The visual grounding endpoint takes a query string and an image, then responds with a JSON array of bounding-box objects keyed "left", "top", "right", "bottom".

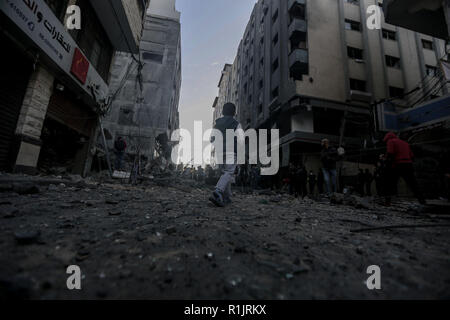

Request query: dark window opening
[
  {"left": 385, "top": 55, "right": 401, "bottom": 68},
  {"left": 347, "top": 46, "right": 364, "bottom": 60},
  {"left": 142, "top": 52, "right": 164, "bottom": 64},
  {"left": 272, "top": 9, "right": 279, "bottom": 24},
  {"left": 389, "top": 86, "right": 404, "bottom": 98},
  {"left": 382, "top": 29, "right": 396, "bottom": 41},
  {"left": 422, "top": 40, "right": 434, "bottom": 50},
  {"left": 271, "top": 87, "right": 279, "bottom": 100},
  {"left": 345, "top": 19, "right": 361, "bottom": 31},
  {"left": 313, "top": 108, "right": 344, "bottom": 136},
  {"left": 272, "top": 58, "right": 279, "bottom": 73},
  {"left": 350, "top": 78, "right": 367, "bottom": 92},
  {"left": 273, "top": 33, "right": 279, "bottom": 46}
]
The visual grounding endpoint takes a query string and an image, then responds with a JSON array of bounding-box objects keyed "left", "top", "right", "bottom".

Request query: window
[
  {"left": 272, "top": 58, "right": 279, "bottom": 73},
  {"left": 345, "top": 0, "right": 359, "bottom": 4},
  {"left": 382, "top": 29, "right": 397, "bottom": 41},
  {"left": 385, "top": 55, "right": 401, "bottom": 68},
  {"left": 259, "top": 80, "right": 264, "bottom": 89},
  {"left": 260, "top": 57, "right": 264, "bottom": 67},
  {"left": 273, "top": 33, "right": 279, "bottom": 46},
  {"left": 347, "top": 46, "right": 364, "bottom": 60},
  {"left": 272, "top": 9, "right": 279, "bottom": 23},
  {"left": 426, "top": 65, "right": 438, "bottom": 77},
  {"left": 422, "top": 40, "right": 434, "bottom": 50},
  {"left": 271, "top": 87, "right": 279, "bottom": 100},
  {"left": 248, "top": 95, "right": 253, "bottom": 103},
  {"left": 389, "top": 86, "right": 404, "bottom": 98},
  {"left": 345, "top": 19, "right": 361, "bottom": 31},
  {"left": 349, "top": 78, "right": 366, "bottom": 92},
  {"left": 142, "top": 52, "right": 164, "bottom": 64},
  {"left": 258, "top": 104, "right": 263, "bottom": 114},
  {"left": 73, "top": 0, "right": 113, "bottom": 82}
]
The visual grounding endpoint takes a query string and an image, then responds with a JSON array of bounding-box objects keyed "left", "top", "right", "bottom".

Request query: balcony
[
  {"left": 288, "top": 0, "right": 306, "bottom": 13},
  {"left": 289, "top": 18, "right": 307, "bottom": 43},
  {"left": 289, "top": 48, "right": 309, "bottom": 80}
]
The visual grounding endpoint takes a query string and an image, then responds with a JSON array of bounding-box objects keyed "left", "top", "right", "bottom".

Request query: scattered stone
[
  {"left": 205, "top": 252, "right": 214, "bottom": 260},
  {"left": 14, "top": 230, "right": 41, "bottom": 245},
  {"left": 109, "top": 210, "right": 122, "bottom": 216},
  {"left": 13, "top": 183, "right": 40, "bottom": 195},
  {"left": 1, "top": 205, "right": 18, "bottom": 218},
  {"left": 166, "top": 226, "right": 177, "bottom": 235},
  {"left": 0, "top": 183, "right": 13, "bottom": 192},
  {"left": 105, "top": 199, "right": 119, "bottom": 205},
  {"left": 48, "top": 184, "right": 58, "bottom": 191}
]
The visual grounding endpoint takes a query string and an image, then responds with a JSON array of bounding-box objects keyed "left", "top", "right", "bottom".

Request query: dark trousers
[{"left": 386, "top": 163, "right": 424, "bottom": 203}]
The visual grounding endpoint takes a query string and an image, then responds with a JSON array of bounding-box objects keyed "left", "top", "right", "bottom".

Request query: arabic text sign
[{"left": 0, "top": 0, "right": 108, "bottom": 100}]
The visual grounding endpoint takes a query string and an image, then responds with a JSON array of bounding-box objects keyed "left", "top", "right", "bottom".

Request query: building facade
[
  {"left": 103, "top": 0, "right": 181, "bottom": 161},
  {"left": 212, "top": 0, "right": 447, "bottom": 179},
  {"left": 0, "top": 0, "right": 147, "bottom": 175}
]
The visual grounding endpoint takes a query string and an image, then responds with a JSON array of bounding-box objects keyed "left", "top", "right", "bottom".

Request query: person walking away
[
  {"left": 383, "top": 132, "right": 426, "bottom": 206},
  {"left": 209, "top": 103, "right": 244, "bottom": 207},
  {"left": 114, "top": 136, "right": 127, "bottom": 171},
  {"left": 320, "top": 139, "right": 339, "bottom": 195},
  {"left": 288, "top": 163, "right": 297, "bottom": 196},
  {"left": 308, "top": 170, "right": 316, "bottom": 196},
  {"left": 296, "top": 164, "right": 308, "bottom": 199},
  {"left": 364, "top": 168, "right": 373, "bottom": 196}
]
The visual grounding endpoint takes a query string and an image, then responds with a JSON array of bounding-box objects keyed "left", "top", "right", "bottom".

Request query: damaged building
[
  {"left": 212, "top": 0, "right": 448, "bottom": 191},
  {"left": 0, "top": 0, "right": 147, "bottom": 176},
  {"left": 102, "top": 0, "right": 181, "bottom": 164}
]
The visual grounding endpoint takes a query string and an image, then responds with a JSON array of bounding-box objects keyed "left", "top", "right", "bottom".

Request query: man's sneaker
[{"left": 209, "top": 190, "right": 225, "bottom": 207}]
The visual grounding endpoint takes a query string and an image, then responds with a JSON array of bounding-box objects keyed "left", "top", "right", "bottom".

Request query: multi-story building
[
  {"left": 212, "top": 0, "right": 447, "bottom": 179},
  {"left": 103, "top": 0, "right": 181, "bottom": 161},
  {"left": 0, "top": 0, "right": 147, "bottom": 175}
]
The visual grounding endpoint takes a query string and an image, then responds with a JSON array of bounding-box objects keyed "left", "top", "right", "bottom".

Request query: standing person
[
  {"left": 308, "top": 170, "right": 316, "bottom": 196},
  {"left": 114, "top": 136, "right": 127, "bottom": 171},
  {"left": 357, "top": 169, "right": 365, "bottom": 197},
  {"left": 317, "top": 169, "right": 324, "bottom": 194},
  {"left": 374, "top": 154, "right": 387, "bottom": 196},
  {"left": 288, "top": 163, "right": 297, "bottom": 195},
  {"left": 320, "top": 139, "right": 339, "bottom": 195},
  {"left": 364, "top": 169, "right": 373, "bottom": 197},
  {"left": 383, "top": 132, "right": 426, "bottom": 206},
  {"left": 209, "top": 103, "right": 244, "bottom": 207},
  {"left": 296, "top": 164, "right": 308, "bottom": 199}
]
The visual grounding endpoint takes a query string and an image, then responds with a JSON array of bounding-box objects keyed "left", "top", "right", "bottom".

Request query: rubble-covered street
[{"left": 0, "top": 173, "right": 449, "bottom": 299}]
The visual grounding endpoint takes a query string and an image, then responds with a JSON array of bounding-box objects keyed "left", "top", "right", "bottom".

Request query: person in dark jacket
[
  {"left": 114, "top": 136, "right": 127, "bottom": 170},
  {"left": 364, "top": 169, "right": 373, "bottom": 197},
  {"left": 357, "top": 169, "right": 365, "bottom": 197},
  {"left": 384, "top": 132, "right": 426, "bottom": 206},
  {"left": 320, "top": 139, "right": 339, "bottom": 195},
  {"left": 209, "top": 103, "right": 244, "bottom": 207},
  {"left": 296, "top": 164, "right": 308, "bottom": 199},
  {"left": 308, "top": 170, "right": 316, "bottom": 196}
]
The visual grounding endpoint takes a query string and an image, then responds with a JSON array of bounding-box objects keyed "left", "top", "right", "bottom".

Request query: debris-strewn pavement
[{"left": 0, "top": 173, "right": 449, "bottom": 299}]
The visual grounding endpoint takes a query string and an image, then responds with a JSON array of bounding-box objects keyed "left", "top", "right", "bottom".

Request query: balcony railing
[
  {"left": 288, "top": 0, "right": 306, "bottom": 12},
  {"left": 289, "top": 48, "right": 309, "bottom": 80},
  {"left": 289, "top": 17, "right": 307, "bottom": 43}
]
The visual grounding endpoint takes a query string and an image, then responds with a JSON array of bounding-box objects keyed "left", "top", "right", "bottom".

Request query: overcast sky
[{"left": 176, "top": 0, "right": 257, "bottom": 154}]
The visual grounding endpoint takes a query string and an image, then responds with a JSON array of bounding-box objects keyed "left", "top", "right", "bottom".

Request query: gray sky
[{"left": 176, "top": 0, "right": 257, "bottom": 139}]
